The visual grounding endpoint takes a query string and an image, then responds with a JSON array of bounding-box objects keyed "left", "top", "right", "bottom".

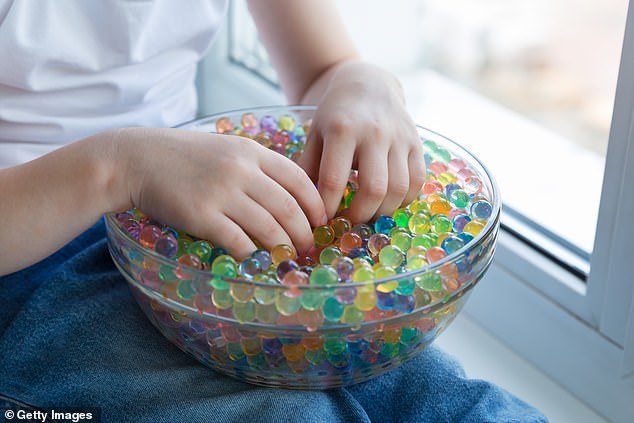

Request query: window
[{"left": 197, "top": 2, "right": 634, "bottom": 421}]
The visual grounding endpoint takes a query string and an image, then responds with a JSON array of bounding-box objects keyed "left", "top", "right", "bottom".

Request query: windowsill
[
  {"left": 399, "top": 69, "right": 605, "bottom": 255},
  {"left": 437, "top": 313, "right": 608, "bottom": 423}
]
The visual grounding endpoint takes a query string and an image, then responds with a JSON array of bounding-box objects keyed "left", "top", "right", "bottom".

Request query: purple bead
[
  {"left": 155, "top": 234, "right": 178, "bottom": 258},
  {"left": 251, "top": 249, "right": 272, "bottom": 270},
  {"left": 348, "top": 247, "right": 369, "bottom": 259},
  {"left": 260, "top": 115, "right": 277, "bottom": 134},
  {"left": 334, "top": 286, "right": 357, "bottom": 304},
  {"left": 261, "top": 337, "right": 283, "bottom": 354},
  {"left": 393, "top": 295, "right": 415, "bottom": 313},
  {"left": 276, "top": 260, "right": 299, "bottom": 280},
  {"left": 444, "top": 182, "right": 462, "bottom": 198},
  {"left": 376, "top": 291, "right": 394, "bottom": 311}
]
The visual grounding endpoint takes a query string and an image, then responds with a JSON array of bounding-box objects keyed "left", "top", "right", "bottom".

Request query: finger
[
  {"left": 317, "top": 135, "right": 356, "bottom": 219},
  {"left": 376, "top": 149, "right": 410, "bottom": 217},
  {"left": 226, "top": 193, "right": 297, "bottom": 253},
  {"left": 245, "top": 177, "right": 315, "bottom": 253},
  {"left": 296, "top": 129, "right": 322, "bottom": 183},
  {"left": 261, "top": 151, "right": 327, "bottom": 227},
  {"left": 344, "top": 145, "right": 389, "bottom": 224},
  {"left": 202, "top": 214, "right": 257, "bottom": 260},
  {"left": 404, "top": 146, "right": 426, "bottom": 205}
]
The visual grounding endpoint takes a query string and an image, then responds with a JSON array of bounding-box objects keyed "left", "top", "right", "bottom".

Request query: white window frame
[{"left": 196, "top": 2, "right": 634, "bottom": 421}]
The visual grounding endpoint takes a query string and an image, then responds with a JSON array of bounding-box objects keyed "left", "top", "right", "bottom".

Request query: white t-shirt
[{"left": 0, "top": 0, "right": 227, "bottom": 169}]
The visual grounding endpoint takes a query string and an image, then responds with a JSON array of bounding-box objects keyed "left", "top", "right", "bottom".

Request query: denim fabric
[{"left": 0, "top": 218, "right": 548, "bottom": 423}]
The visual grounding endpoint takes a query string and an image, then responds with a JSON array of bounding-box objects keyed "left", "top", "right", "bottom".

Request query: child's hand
[
  {"left": 113, "top": 128, "right": 327, "bottom": 258},
  {"left": 297, "top": 62, "right": 425, "bottom": 223}
]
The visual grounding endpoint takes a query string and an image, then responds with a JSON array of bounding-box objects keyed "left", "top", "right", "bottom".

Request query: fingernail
[{"left": 320, "top": 215, "right": 328, "bottom": 226}]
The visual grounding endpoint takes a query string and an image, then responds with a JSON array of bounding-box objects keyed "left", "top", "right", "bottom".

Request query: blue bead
[
  {"left": 251, "top": 249, "right": 272, "bottom": 269},
  {"left": 348, "top": 247, "right": 370, "bottom": 259},
  {"left": 393, "top": 295, "right": 415, "bottom": 313},
  {"left": 374, "top": 215, "right": 396, "bottom": 235},
  {"left": 444, "top": 182, "right": 461, "bottom": 198},
  {"left": 457, "top": 232, "right": 475, "bottom": 244},
  {"left": 441, "top": 236, "right": 465, "bottom": 254},
  {"left": 376, "top": 291, "right": 394, "bottom": 311}
]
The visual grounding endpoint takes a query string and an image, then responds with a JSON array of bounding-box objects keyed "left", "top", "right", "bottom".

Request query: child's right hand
[{"left": 110, "top": 128, "right": 327, "bottom": 258}]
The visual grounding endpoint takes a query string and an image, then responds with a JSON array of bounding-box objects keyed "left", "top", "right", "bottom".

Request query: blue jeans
[{"left": 0, "top": 219, "right": 547, "bottom": 422}]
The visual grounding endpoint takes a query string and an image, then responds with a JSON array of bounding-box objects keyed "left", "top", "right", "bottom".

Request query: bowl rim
[{"left": 105, "top": 104, "right": 501, "bottom": 291}]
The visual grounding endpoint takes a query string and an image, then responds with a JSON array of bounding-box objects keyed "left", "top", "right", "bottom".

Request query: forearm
[{"left": 0, "top": 132, "right": 129, "bottom": 276}]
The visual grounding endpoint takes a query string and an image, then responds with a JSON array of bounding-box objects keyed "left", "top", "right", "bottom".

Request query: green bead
[
  {"left": 300, "top": 290, "right": 325, "bottom": 310},
  {"left": 319, "top": 246, "right": 342, "bottom": 265},
  {"left": 400, "top": 327, "right": 418, "bottom": 344},
  {"left": 392, "top": 208, "right": 412, "bottom": 227},
  {"left": 233, "top": 301, "right": 256, "bottom": 323},
  {"left": 352, "top": 266, "right": 375, "bottom": 282},
  {"left": 310, "top": 265, "right": 339, "bottom": 285},
  {"left": 212, "top": 288, "right": 233, "bottom": 309},
  {"left": 416, "top": 272, "right": 443, "bottom": 291},
  {"left": 188, "top": 240, "right": 212, "bottom": 263},
  {"left": 449, "top": 189, "right": 470, "bottom": 208},
  {"left": 422, "top": 139, "right": 438, "bottom": 152},
  {"left": 305, "top": 349, "right": 326, "bottom": 365},
  {"left": 408, "top": 213, "right": 431, "bottom": 235},
  {"left": 406, "top": 254, "right": 428, "bottom": 271},
  {"left": 159, "top": 264, "right": 177, "bottom": 281},
  {"left": 341, "top": 305, "right": 365, "bottom": 325},
  {"left": 433, "top": 147, "right": 451, "bottom": 163},
  {"left": 391, "top": 232, "right": 412, "bottom": 251},
  {"left": 379, "top": 245, "right": 404, "bottom": 268},
  {"left": 227, "top": 342, "right": 245, "bottom": 361},
  {"left": 278, "top": 114, "right": 296, "bottom": 131},
  {"left": 176, "top": 279, "right": 195, "bottom": 300},
  {"left": 430, "top": 215, "right": 452, "bottom": 234},
  {"left": 322, "top": 297, "right": 345, "bottom": 322},
  {"left": 275, "top": 293, "right": 301, "bottom": 316},
  {"left": 411, "top": 234, "right": 435, "bottom": 249},
  {"left": 395, "top": 278, "right": 416, "bottom": 295}
]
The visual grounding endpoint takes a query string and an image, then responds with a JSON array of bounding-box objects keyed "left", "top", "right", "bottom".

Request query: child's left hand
[{"left": 297, "top": 61, "right": 426, "bottom": 224}]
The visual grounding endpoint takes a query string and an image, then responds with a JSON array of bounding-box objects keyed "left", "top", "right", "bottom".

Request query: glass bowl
[{"left": 105, "top": 105, "right": 500, "bottom": 389}]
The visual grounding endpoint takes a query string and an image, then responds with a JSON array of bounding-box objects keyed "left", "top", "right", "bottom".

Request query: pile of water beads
[{"left": 109, "top": 110, "right": 497, "bottom": 388}]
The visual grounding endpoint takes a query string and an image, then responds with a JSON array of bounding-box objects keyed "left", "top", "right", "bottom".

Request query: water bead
[
  {"left": 155, "top": 234, "right": 178, "bottom": 258},
  {"left": 406, "top": 246, "right": 427, "bottom": 261},
  {"left": 178, "top": 254, "right": 202, "bottom": 270},
  {"left": 470, "top": 200, "right": 493, "bottom": 220},
  {"left": 313, "top": 225, "right": 335, "bottom": 246},
  {"left": 425, "top": 247, "right": 447, "bottom": 263},
  {"left": 352, "top": 266, "right": 375, "bottom": 282},
  {"left": 422, "top": 139, "right": 438, "bottom": 152},
  {"left": 239, "top": 257, "right": 262, "bottom": 278},
  {"left": 437, "top": 172, "right": 457, "bottom": 186},
  {"left": 428, "top": 162, "right": 448, "bottom": 176},
  {"left": 449, "top": 189, "right": 470, "bottom": 208},
  {"left": 277, "top": 114, "right": 295, "bottom": 131},
  {"left": 451, "top": 214, "right": 471, "bottom": 233},
  {"left": 448, "top": 158, "right": 466, "bottom": 172},
  {"left": 271, "top": 244, "right": 296, "bottom": 266},
  {"left": 367, "top": 233, "right": 390, "bottom": 256},
  {"left": 282, "top": 269, "right": 309, "bottom": 287},
  {"left": 464, "top": 176, "right": 483, "bottom": 195},
  {"left": 209, "top": 246, "right": 229, "bottom": 264},
  {"left": 276, "top": 260, "right": 299, "bottom": 280},
  {"left": 351, "top": 224, "right": 373, "bottom": 241},
  {"left": 352, "top": 256, "right": 374, "bottom": 268},
  {"left": 391, "top": 231, "right": 412, "bottom": 251},
  {"left": 339, "top": 232, "right": 362, "bottom": 254},
  {"left": 463, "top": 220, "right": 486, "bottom": 236},
  {"left": 354, "top": 289, "right": 376, "bottom": 311},
  {"left": 378, "top": 245, "right": 405, "bottom": 268},
  {"left": 457, "top": 232, "right": 475, "bottom": 244},
  {"left": 394, "top": 295, "right": 415, "bottom": 313},
  {"left": 392, "top": 208, "right": 412, "bottom": 227},
  {"left": 341, "top": 305, "right": 365, "bottom": 325},
  {"left": 139, "top": 224, "right": 161, "bottom": 249},
  {"left": 376, "top": 291, "right": 395, "bottom": 310},
  {"left": 215, "top": 117, "right": 234, "bottom": 134},
  {"left": 441, "top": 236, "right": 465, "bottom": 254},
  {"left": 430, "top": 215, "right": 452, "bottom": 234},
  {"left": 408, "top": 213, "right": 431, "bottom": 235},
  {"left": 309, "top": 265, "right": 339, "bottom": 285},
  {"left": 312, "top": 297, "right": 341, "bottom": 323},
  {"left": 260, "top": 115, "right": 277, "bottom": 134},
  {"left": 331, "top": 256, "right": 355, "bottom": 281},
  {"left": 188, "top": 240, "right": 212, "bottom": 263},
  {"left": 433, "top": 147, "right": 451, "bottom": 163},
  {"left": 373, "top": 215, "right": 395, "bottom": 235},
  {"left": 240, "top": 112, "right": 258, "bottom": 131},
  {"left": 422, "top": 181, "right": 442, "bottom": 195},
  {"left": 271, "top": 130, "right": 291, "bottom": 147},
  {"left": 348, "top": 247, "right": 370, "bottom": 260},
  {"left": 275, "top": 294, "right": 301, "bottom": 316},
  {"left": 406, "top": 255, "right": 428, "bottom": 271},
  {"left": 251, "top": 249, "right": 272, "bottom": 270},
  {"left": 330, "top": 217, "right": 352, "bottom": 238},
  {"left": 429, "top": 198, "right": 451, "bottom": 216},
  {"left": 411, "top": 234, "right": 435, "bottom": 250},
  {"left": 394, "top": 278, "right": 416, "bottom": 296},
  {"left": 319, "top": 246, "right": 342, "bottom": 265},
  {"left": 444, "top": 182, "right": 461, "bottom": 198},
  {"left": 409, "top": 200, "right": 429, "bottom": 214}
]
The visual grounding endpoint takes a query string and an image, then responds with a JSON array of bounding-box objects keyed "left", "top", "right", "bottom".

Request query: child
[{"left": 0, "top": 1, "right": 546, "bottom": 421}]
